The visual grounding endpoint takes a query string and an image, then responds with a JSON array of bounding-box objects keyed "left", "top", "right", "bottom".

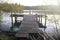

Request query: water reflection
[
  {"left": 0, "top": 12, "right": 60, "bottom": 37},
  {"left": 0, "top": 12, "right": 11, "bottom": 31},
  {"left": 0, "top": 12, "right": 24, "bottom": 31}
]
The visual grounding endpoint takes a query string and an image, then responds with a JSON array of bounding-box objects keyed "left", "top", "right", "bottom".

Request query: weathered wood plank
[{"left": 16, "top": 15, "right": 40, "bottom": 37}]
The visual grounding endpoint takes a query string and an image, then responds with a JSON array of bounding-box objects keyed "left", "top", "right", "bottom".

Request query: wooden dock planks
[{"left": 16, "top": 15, "right": 40, "bottom": 37}]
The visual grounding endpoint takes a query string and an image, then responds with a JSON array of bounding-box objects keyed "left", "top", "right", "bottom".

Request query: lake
[{"left": 0, "top": 12, "right": 60, "bottom": 38}]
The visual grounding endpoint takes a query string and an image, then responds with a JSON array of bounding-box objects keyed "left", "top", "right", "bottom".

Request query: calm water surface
[{"left": 0, "top": 12, "right": 60, "bottom": 37}]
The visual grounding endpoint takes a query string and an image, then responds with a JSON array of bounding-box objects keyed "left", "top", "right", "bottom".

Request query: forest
[{"left": 0, "top": 2, "right": 24, "bottom": 22}]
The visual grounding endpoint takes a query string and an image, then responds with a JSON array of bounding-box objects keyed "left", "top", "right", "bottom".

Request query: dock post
[
  {"left": 41, "top": 13, "right": 42, "bottom": 23},
  {"left": 39, "top": 13, "right": 40, "bottom": 23},
  {"left": 44, "top": 13, "right": 47, "bottom": 31},
  {"left": 11, "top": 12, "right": 13, "bottom": 30},
  {"left": 36, "top": 14, "right": 38, "bottom": 21}
]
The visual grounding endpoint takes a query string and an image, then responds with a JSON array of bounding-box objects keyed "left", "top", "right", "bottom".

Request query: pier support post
[{"left": 44, "top": 13, "right": 47, "bottom": 31}]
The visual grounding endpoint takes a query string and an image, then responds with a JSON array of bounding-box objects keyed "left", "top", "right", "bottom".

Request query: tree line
[
  {"left": 0, "top": 2, "right": 24, "bottom": 13},
  {"left": 0, "top": 2, "right": 24, "bottom": 23}
]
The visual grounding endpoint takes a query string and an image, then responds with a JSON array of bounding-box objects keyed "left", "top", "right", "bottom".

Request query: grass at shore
[{"left": 0, "top": 36, "right": 14, "bottom": 40}]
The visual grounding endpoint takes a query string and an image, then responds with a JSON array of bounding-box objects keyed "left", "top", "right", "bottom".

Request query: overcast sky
[{"left": 1, "top": 0, "right": 58, "bottom": 6}]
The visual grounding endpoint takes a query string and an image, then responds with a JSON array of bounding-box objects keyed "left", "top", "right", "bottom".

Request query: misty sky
[{"left": 0, "top": 0, "right": 58, "bottom": 6}]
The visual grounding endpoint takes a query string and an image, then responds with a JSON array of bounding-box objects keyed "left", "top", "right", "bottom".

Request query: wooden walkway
[{"left": 16, "top": 15, "right": 40, "bottom": 37}]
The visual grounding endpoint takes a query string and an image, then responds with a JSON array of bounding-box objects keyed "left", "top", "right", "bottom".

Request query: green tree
[
  {"left": 0, "top": 2, "right": 24, "bottom": 30},
  {"left": 0, "top": 3, "right": 3, "bottom": 23}
]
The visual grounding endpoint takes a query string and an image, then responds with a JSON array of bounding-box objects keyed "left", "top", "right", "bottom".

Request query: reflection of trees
[
  {"left": 47, "top": 15, "right": 60, "bottom": 40},
  {"left": 0, "top": 2, "right": 24, "bottom": 30},
  {"left": 0, "top": 3, "right": 3, "bottom": 23},
  {"left": 0, "top": 11, "right": 2, "bottom": 23}
]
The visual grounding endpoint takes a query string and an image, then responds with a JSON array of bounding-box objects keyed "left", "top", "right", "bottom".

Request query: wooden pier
[
  {"left": 16, "top": 15, "right": 40, "bottom": 37},
  {"left": 10, "top": 14, "right": 50, "bottom": 40}
]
